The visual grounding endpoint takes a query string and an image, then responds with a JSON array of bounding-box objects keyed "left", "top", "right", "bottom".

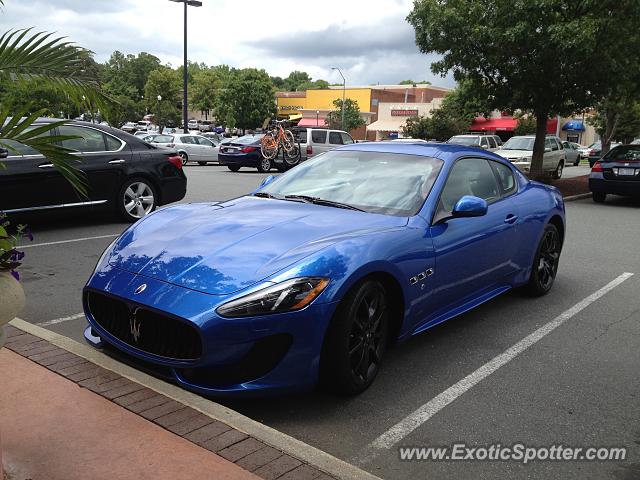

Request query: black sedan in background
[
  {"left": 0, "top": 119, "right": 187, "bottom": 222},
  {"left": 589, "top": 144, "right": 640, "bottom": 202},
  {"left": 218, "top": 134, "right": 274, "bottom": 172}
]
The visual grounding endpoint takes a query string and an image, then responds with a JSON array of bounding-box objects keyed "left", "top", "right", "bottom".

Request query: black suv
[{"left": 0, "top": 119, "right": 187, "bottom": 222}]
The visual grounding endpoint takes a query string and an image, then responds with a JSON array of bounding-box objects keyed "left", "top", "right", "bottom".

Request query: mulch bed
[{"left": 550, "top": 174, "right": 590, "bottom": 197}]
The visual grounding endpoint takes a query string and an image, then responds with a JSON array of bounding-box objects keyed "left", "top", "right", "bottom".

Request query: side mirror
[
  {"left": 480, "top": 144, "right": 489, "bottom": 149},
  {"left": 0, "top": 148, "right": 8, "bottom": 159},
  {"left": 452, "top": 195, "right": 488, "bottom": 218},
  {"left": 259, "top": 175, "right": 275, "bottom": 188}
]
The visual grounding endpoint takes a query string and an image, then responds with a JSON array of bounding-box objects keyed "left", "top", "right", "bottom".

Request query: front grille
[{"left": 86, "top": 290, "right": 202, "bottom": 361}]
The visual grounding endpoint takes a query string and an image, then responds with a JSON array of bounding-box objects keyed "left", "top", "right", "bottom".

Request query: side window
[
  {"left": 329, "top": 132, "right": 343, "bottom": 145},
  {"left": 196, "top": 137, "right": 213, "bottom": 147},
  {"left": 104, "top": 134, "right": 122, "bottom": 151},
  {"left": 440, "top": 158, "right": 500, "bottom": 212},
  {"left": 340, "top": 132, "right": 354, "bottom": 145},
  {"left": 490, "top": 161, "right": 517, "bottom": 196},
  {"left": 311, "top": 130, "right": 327, "bottom": 143},
  {"left": 480, "top": 137, "right": 489, "bottom": 148},
  {"left": 487, "top": 137, "right": 497, "bottom": 149},
  {"left": 544, "top": 138, "right": 553, "bottom": 151},
  {"left": 58, "top": 125, "right": 107, "bottom": 153},
  {"left": 493, "top": 136, "right": 503, "bottom": 146},
  {"left": 180, "top": 136, "right": 196, "bottom": 144},
  {"left": 3, "top": 125, "right": 48, "bottom": 155}
]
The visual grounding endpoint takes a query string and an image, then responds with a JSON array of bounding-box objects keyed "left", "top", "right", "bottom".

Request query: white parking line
[
  {"left": 37, "top": 313, "right": 86, "bottom": 327},
  {"left": 359, "top": 272, "right": 634, "bottom": 463},
  {"left": 20, "top": 234, "right": 119, "bottom": 249}
]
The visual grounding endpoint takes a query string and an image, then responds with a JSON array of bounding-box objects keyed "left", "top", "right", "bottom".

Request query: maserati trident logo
[
  {"left": 134, "top": 283, "right": 147, "bottom": 295},
  {"left": 129, "top": 308, "right": 143, "bottom": 343}
]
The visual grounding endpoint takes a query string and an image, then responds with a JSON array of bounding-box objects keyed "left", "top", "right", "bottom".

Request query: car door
[
  {"left": 428, "top": 157, "right": 519, "bottom": 314},
  {"left": 56, "top": 125, "right": 129, "bottom": 204},
  {"left": 195, "top": 136, "right": 218, "bottom": 161},
  {"left": 179, "top": 135, "right": 200, "bottom": 160},
  {"left": 328, "top": 131, "right": 344, "bottom": 151},
  {"left": 0, "top": 130, "right": 70, "bottom": 211},
  {"left": 310, "top": 129, "right": 328, "bottom": 155}
]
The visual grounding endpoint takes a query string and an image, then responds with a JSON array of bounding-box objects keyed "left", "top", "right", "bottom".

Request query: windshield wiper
[
  {"left": 254, "top": 192, "right": 281, "bottom": 199},
  {"left": 284, "top": 195, "right": 365, "bottom": 212}
]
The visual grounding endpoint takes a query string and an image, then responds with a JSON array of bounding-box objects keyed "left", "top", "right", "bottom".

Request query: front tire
[
  {"left": 321, "top": 279, "right": 389, "bottom": 395},
  {"left": 592, "top": 191, "right": 606, "bottom": 203},
  {"left": 525, "top": 224, "right": 561, "bottom": 296},
  {"left": 116, "top": 177, "right": 157, "bottom": 222}
]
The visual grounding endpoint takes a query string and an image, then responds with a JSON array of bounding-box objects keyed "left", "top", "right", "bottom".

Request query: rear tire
[
  {"left": 592, "top": 191, "right": 606, "bottom": 203},
  {"left": 227, "top": 165, "right": 240, "bottom": 172},
  {"left": 552, "top": 161, "right": 564, "bottom": 179},
  {"left": 257, "top": 157, "right": 272, "bottom": 173},
  {"left": 115, "top": 177, "right": 157, "bottom": 223},
  {"left": 525, "top": 224, "right": 561, "bottom": 297},
  {"left": 321, "top": 279, "right": 389, "bottom": 395},
  {"left": 179, "top": 152, "right": 188, "bottom": 166}
]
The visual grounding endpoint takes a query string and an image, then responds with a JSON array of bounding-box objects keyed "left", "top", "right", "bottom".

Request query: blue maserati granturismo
[{"left": 83, "top": 142, "right": 565, "bottom": 396}]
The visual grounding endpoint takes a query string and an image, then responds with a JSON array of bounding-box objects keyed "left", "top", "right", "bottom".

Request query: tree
[
  {"left": 407, "top": 0, "right": 640, "bottom": 179},
  {"left": 144, "top": 67, "right": 180, "bottom": 130},
  {"left": 283, "top": 71, "right": 312, "bottom": 91},
  {"left": 398, "top": 79, "right": 431, "bottom": 85},
  {"left": 190, "top": 70, "right": 219, "bottom": 119},
  {"left": 589, "top": 100, "right": 640, "bottom": 145},
  {"left": 326, "top": 98, "right": 365, "bottom": 132},
  {"left": 402, "top": 116, "right": 431, "bottom": 139},
  {"left": 514, "top": 114, "right": 537, "bottom": 136},
  {"left": 215, "top": 68, "right": 275, "bottom": 131}
]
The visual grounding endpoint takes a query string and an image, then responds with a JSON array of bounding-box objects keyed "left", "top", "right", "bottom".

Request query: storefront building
[{"left": 366, "top": 99, "right": 444, "bottom": 140}]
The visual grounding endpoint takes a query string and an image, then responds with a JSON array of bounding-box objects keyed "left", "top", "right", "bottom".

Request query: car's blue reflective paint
[
  {"left": 452, "top": 195, "right": 489, "bottom": 217},
  {"left": 83, "top": 142, "right": 565, "bottom": 396}
]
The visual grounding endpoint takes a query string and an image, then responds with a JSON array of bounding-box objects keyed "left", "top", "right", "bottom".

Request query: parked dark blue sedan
[
  {"left": 83, "top": 142, "right": 565, "bottom": 397},
  {"left": 589, "top": 144, "right": 640, "bottom": 202},
  {"left": 218, "top": 134, "right": 272, "bottom": 172}
]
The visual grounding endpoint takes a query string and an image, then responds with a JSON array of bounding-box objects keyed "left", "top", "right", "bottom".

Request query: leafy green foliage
[
  {"left": 326, "top": 98, "right": 365, "bottom": 132},
  {"left": 408, "top": 0, "right": 640, "bottom": 178},
  {"left": 402, "top": 116, "right": 431, "bottom": 139},
  {"left": 215, "top": 68, "right": 276, "bottom": 130},
  {"left": 398, "top": 79, "right": 431, "bottom": 85},
  {"left": 144, "top": 67, "right": 181, "bottom": 129},
  {"left": 588, "top": 100, "right": 640, "bottom": 145},
  {"left": 514, "top": 115, "right": 537, "bottom": 136},
  {"left": 0, "top": 212, "right": 33, "bottom": 280}
]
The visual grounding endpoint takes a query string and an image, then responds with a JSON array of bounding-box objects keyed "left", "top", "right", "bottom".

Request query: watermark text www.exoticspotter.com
[{"left": 399, "top": 443, "right": 627, "bottom": 464}]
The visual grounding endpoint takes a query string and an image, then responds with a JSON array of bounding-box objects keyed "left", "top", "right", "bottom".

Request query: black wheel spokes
[
  {"left": 349, "top": 290, "right": 386, "bottom": 383},
  {"left": 538, "top": 230, "right": 559, "bottom": 289}
]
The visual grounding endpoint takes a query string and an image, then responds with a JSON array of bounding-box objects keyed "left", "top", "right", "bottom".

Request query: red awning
[
  {"left": 298, "top": 118, "right": 326, "bottom": 127},
  {"left": 470, "top": 116, "right": 559, "bottom": 134}
]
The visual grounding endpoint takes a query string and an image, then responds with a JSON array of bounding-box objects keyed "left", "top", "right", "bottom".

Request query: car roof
[{"left": 338, "top": 141, "right": 511, "bottom": 163}]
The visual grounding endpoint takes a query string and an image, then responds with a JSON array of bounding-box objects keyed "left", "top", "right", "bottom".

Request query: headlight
[{"left": 216, "top": 277, "right": 329, "bottom": 318}]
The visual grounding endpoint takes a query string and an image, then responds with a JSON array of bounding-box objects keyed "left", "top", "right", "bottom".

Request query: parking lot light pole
[
  {"left": 157, "top": 95, "right": 162, "bottom": 132},
  {"left": 331, "top": 67, "right": 346, "bottom": 131},
  {"left": 169, "top": 0, "right": 202, "bottom": 133}
]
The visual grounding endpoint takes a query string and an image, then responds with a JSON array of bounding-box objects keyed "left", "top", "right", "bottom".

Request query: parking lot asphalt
[{"left": 11, "top": 164, "right": 640, "bottom": 480}]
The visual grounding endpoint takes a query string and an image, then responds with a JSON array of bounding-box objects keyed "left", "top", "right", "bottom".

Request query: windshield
[
  {"left": 502, "top": 137, "right": 535, "bottom": 151},
  {"left": 448, "top": 136, "right": 479, "bottom": 146},
  {"left": 259, "top": 150, "right": 443, "bottom": 216}
]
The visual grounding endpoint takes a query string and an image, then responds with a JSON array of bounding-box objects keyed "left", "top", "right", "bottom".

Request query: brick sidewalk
[{"left": 1, "top": 325, "right": 335, "bottom": 480}]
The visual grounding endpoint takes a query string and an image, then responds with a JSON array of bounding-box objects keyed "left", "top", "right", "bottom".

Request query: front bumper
[{"left": 83, "top": 268, "right": 338, "bottom": 397}]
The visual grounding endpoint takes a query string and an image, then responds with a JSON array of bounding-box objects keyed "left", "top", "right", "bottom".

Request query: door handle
[
  {"left": 38, "top": 163, "right": 55, "bottom": 168},
  {"left": 108, "top": 159, "right": 126, "bottom": 164},
  {"left": 504, "top": 214, "right": 518, "bottom": 224}
]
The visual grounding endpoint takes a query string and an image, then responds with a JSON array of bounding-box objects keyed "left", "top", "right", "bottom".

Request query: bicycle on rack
[{"left": 260, "top": 120, "right": 301, "bottom": 166}]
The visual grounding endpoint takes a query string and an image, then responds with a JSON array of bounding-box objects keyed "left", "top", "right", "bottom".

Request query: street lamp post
[
  {"left": 169, "top": 0, "right": 203, "bottom": 133},
  {"left": 316, "top": 110, "right": 320, "bottom": 127},
  {"left": 331, "top": 67, "right": 346, "bottom": 131},
  {"left": 157, "top": 95, "right": 162, "bottom": 133}
]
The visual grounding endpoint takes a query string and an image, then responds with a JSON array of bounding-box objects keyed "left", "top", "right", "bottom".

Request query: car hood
[
  {"left": 497, "top": 150, "right": 533, "bottom": 160},
  {"left": 107, "top": 197, "right": 407, "bottom": 295}
]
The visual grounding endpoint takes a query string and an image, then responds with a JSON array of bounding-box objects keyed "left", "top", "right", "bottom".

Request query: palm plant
[{"left": 0, "top": 1, "right": 112, "bottom": 195}]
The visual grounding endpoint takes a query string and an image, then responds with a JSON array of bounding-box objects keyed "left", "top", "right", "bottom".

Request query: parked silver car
[
  {"left": 447, "top": 134, "right": 503, "bottom": 152},
  {"left": 497, "top": 135, "right": 566, "bottom": 179},
  {"left": 562, "top": 141, "right": 581, "bottom": 166},
  {"left": 143, "top": 133, "right": 220, "bottom": 165},
  {"left": 294, "top": 128, "right": 355, "bottom": 158}
]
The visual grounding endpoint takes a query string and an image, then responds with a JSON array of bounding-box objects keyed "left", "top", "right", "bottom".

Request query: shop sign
[{"left": 391, "top": 109, "right": 419, "bottom": 116}]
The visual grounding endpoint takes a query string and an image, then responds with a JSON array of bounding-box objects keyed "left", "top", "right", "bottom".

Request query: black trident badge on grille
[{"left": 129, "top": 307, "right": 143, "bottom": 343}]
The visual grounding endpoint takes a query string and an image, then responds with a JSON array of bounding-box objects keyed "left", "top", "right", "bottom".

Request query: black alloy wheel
[
  {"left": 321, "top": 279, "right": 389, "bottom": 395},
  {"left": 526, "top": 224, "right": 561, "bottom": 296}
]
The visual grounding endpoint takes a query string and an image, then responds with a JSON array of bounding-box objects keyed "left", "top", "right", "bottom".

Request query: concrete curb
[
  {"left": 9, "top": 318, "right": 382, "bottom": 480},
  {"left": 563, "top": 193, "right": 592, "bottom": 202}
]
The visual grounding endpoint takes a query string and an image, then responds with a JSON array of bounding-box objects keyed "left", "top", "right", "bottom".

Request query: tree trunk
[
  {"left": 529, "top": 112, "right": 548, "bottom": 181},
  {"left": 601, "top": 108, "right": 619, "bottom": 157}
]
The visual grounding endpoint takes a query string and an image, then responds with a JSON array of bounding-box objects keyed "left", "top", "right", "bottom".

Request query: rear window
[
  {"left": 233, "top": 135, "right": 264, "bottom": 145},
  {"left": 295, "top": 130, "right": 307, "bottom": 143},
  {"left": 329, "top": 132, "right": 343, "bottom": 145},
  {"left": 448, "top": 136, "right": 479, "bottom": 146},
  {"left": 602, "top": 145, "right": 640, "bottom": 162}
]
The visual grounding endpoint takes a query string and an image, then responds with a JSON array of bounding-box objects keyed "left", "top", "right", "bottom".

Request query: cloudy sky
[{"left": 1, "top": 0, "right": 454, "bottom": 88}]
